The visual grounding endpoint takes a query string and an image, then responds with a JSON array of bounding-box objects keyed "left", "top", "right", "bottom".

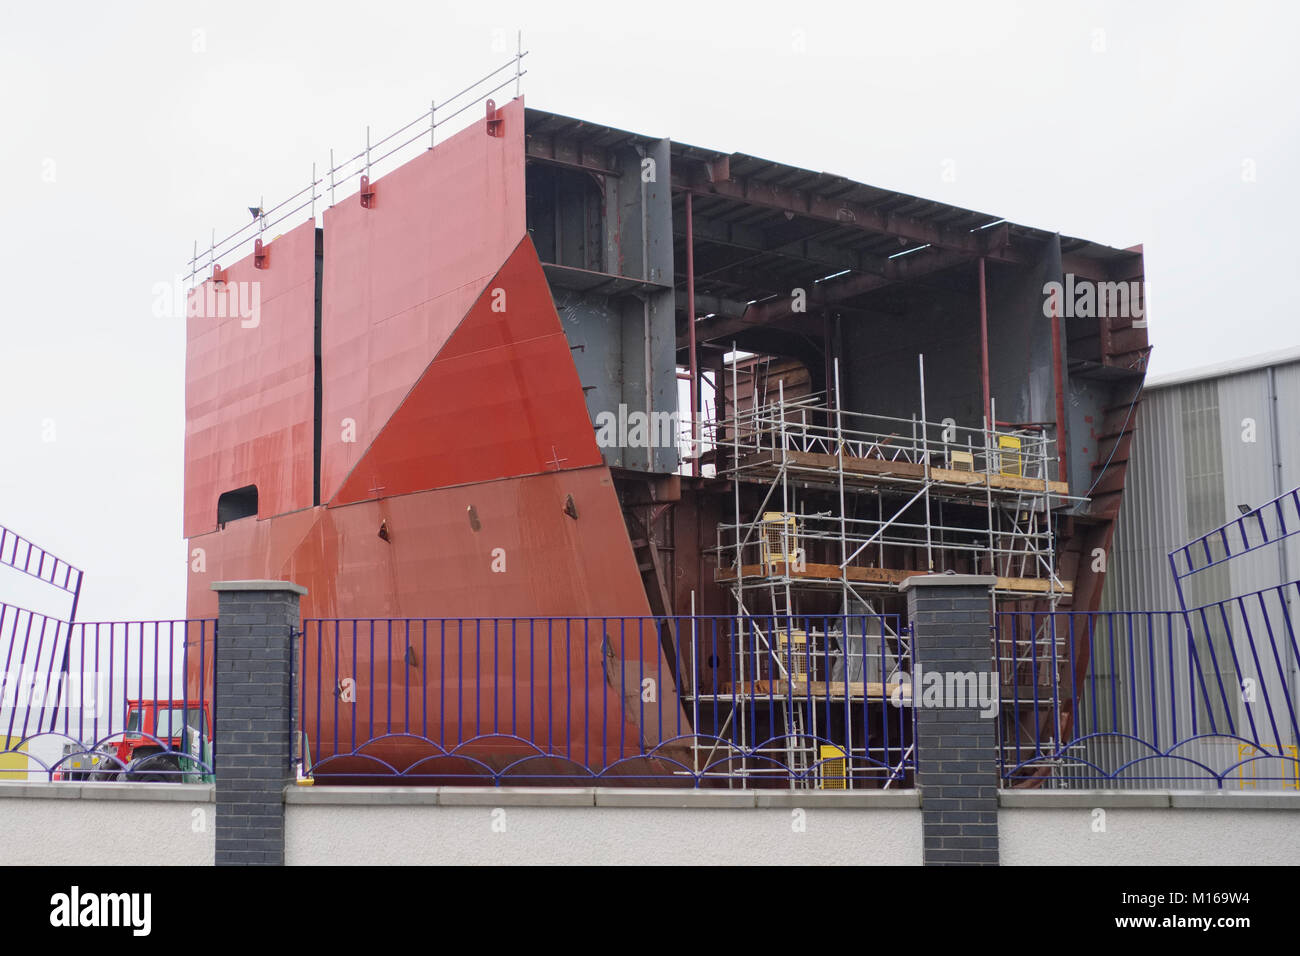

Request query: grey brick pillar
[
  {"left": 211, "top": 580, "right": 306, "bottom": 866},
  {"left": 900, "top": 574, "right": 999, "bottom": 866}
]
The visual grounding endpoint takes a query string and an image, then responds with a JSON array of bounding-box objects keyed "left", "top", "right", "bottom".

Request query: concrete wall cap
[
  {"left": 285, "top": 785, "right": 441, "bottom": 806},
  {"left": 1169, "top": 791, "right": 1300, "bottom": 810},
  {"left": 999, "top": 790, "right": 1170, "bottom": 808},
  {"left": 900, "top": 574, "right": 997, "bottom": 592},
  {"left": 279, "top": 787, "right": 923, "bottom": 808},
  {"left": 594, "top": 789, "right": 758, "bottom": 808},
  {"left": 211, "top": 580, "right": 308, "bottom": 596},
  {"left": 1000, "top": 789, "right": 1300, "bottom": 809},
  {"left": 755, "top": 790, "right": 920, "bottom": 808},
  {"left": 0, "top": 781, "right": 215, "bottom": 802},
  {"left": 438, "top": 787, "right": 595, "bottom": 807}
]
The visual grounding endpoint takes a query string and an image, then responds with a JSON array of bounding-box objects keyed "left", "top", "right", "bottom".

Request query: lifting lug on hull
[{"left": 486, "top": 98, "right": 504, "bottom": 137}]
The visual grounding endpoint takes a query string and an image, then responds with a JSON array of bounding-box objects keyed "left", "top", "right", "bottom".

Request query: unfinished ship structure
[{"left": 184, "top": 63, "right": 1149, "bottom": 787}]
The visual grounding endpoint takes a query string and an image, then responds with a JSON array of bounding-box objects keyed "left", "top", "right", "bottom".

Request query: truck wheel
[{"left": 130, "top": 754, "right": 181, "bottom": 783}]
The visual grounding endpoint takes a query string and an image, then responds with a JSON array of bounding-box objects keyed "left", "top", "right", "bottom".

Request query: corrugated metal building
[
  {"left": 1091, "top": 347, "right": 1300, "bottom": 788},
  {"left": 1103, "top": 346, "right": 1300, "bottom": 612}
]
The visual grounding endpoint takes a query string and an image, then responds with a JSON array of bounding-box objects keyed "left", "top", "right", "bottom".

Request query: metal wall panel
[
  {"left": 990, "top": 239, "right": 1059, "bottom": 431},
  {"left": 1095, "top": 382, "right": 1209, "bottom": 786},
  {"left": 1097, "top": 358, "right": 1300, "bottom": 786},
  {"left": 329, "top": 239, "right": 602, "bottom": 505},
  {"left": 1269, "top": 363, "right": 1300, "bottom": 727},
  {"left": 1104, "top": 359, "right": 1300, "bottom": 609},
  {"left": 185, "top": 468, "right": 674, "bottom": 771},
  {"left": 615, "top": 138, "right": 677, "bottom": 474},
  {"left": 1215, "top": 370, "right": 1277, "bottom": 597},
  {"left": 319, "top": 98, "right": 527, "bottom": 503},
  {"left": 1272, "top": 361, "right": 1300, "bottom": 621},
  {"left": 1215, "top": 368, "right": 1299, "bottom": 752},
  {"left": 840, "top": 293, "right": 983, "bottom": 429},
  {"left": 1102, "top": 385, "right": 1186, "bottom": 612},
  {"left": 183, "top": 218, "right": 318, "bottom": 538}
]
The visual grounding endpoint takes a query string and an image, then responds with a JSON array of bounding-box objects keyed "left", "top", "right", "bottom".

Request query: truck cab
[{"left": 100, "top": 699, "right": 214, "bottom": 782}]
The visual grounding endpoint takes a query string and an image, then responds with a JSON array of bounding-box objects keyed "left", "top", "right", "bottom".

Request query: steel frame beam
[
  {"left": 673, "top": 174, "right": 1015, "bottom": 263},
  {"left": 687, "top": 245, "right": 974, "bottom": 345},
  {"left": 529, "top": 129, "right": 1134, "bottom": 282},
  {"left": 675, "top": 212, "right": 893, "bottom": 278},
  {"left": 524, "top": 135, "right": 620, "bottom": 178}
]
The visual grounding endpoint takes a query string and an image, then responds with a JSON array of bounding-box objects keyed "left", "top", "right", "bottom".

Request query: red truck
[{"left": 93, "top": 699, "right": 214, "bottom": 782}]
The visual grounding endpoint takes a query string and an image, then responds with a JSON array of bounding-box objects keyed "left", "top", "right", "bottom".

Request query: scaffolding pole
[
  {"left": 731, "top": 344, "right": 745, "bottom": 787},
  {"left": 919, "top": 353, "right": 934, "bottom": 572}
]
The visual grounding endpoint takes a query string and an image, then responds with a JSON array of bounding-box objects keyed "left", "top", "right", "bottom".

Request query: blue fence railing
[
  {"left": 3, "top": 595, "right": 1291, "bottom": 791},
  {"left": 0, "top": 603, "right": 216, "bottom": 782},
  {"left": 1168, "top": 487, "right": 1300, "bottom": 582},
  {"left": 0, "top": 523, "right": 83, "bottom": 621},
  {"left": 995, "top": 599, "right": 1300, "bottom": 789},
  {"left": 299, "top": 614, "right": 913, "bottom": 789}
]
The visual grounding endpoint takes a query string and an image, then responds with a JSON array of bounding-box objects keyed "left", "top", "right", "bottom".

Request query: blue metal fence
[
  {"left": 997, "top": 485, "right": 1300, "bottom": 789},
  {"left": 1168, "top": 488, "right": 1300, "bottom": 584},
  {"left": 996, "top": 596, "right": 1299, "bottom": 789},
  {"left": 0, "top": 524, "right": 83, "bottom": 622},
  {"left": 0, "top": 602, "right": 216, "bottom": 782},
  {"left": 299, "top": 613, "right": 913, "bottom": 788}
]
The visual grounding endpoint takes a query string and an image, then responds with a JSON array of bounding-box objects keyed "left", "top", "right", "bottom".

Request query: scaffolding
[
  {"left": 716, "top": 356, "right": 1077, "bottom": 601},
  {"left": 682, "top": 609, "right": 914, "bottom": 790},
  {"left": 679, "top": 352, "right": 1086, "bottom": 789}
]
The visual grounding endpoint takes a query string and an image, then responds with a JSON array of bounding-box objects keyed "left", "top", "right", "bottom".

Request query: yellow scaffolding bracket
[{"left": 818, "top": 744, "right": 847, "bottom": 790}]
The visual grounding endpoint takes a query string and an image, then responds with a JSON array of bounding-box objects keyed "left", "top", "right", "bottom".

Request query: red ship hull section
[
  {"left": 184, "top": 218, "right": 318, "bottom": 538},
  {"left": 185, "top": 109, "right": 685, "bottom": 776},
  {"left": 188, "top": 469, "right": 683, "bottom": 777},
  {"left": 331, "top": 237, "right": 603, "bottom": 505},
  {"left": 319, "top": 98, "right": 527, "bottom": 504}
]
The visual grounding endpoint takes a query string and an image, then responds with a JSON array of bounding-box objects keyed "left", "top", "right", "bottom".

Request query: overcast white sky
[{"left": 1, "top": 0, "right": 1297, "bottom": 621}]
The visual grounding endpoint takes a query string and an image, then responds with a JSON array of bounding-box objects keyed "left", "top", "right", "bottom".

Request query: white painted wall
[
  {"left": 0, "top": 783, "right": 214, "bottom": 866},
  {"left": 4, "top": 784, "right": 1297, "bottom": 866},
  {"left": 1001, "top": 807, "right": 1300, "bottom": 866},
  {"left": 286, "top": 803, "right": 922, "bottom": 866}
]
